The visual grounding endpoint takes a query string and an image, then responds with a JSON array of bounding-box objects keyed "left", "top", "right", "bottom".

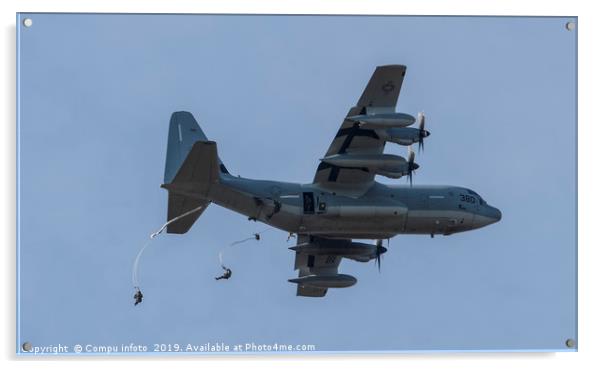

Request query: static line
[
  {"left": 150, "top": 205, "right": 206, "bottom": 239},
  {"left": 132, "top": 205, "right": 206, "bottom": 289},
  {"left": 217, "top": 228, "right": 271, "bottom": 268},
  {"left": 132, "top": 240, "right": 152, "bottom": 287}
]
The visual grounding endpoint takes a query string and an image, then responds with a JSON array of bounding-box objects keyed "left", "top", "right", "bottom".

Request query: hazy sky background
[{"left": 17, "top": 14, "right": 576, "bottom": 353}]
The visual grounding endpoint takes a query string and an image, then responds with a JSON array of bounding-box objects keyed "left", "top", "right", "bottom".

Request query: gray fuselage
[{"left": 205, "top": 174, "right": 502, "bottom": 240}]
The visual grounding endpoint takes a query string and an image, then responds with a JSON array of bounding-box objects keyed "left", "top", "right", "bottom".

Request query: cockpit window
[{"left": 467, "top": 189, "right": 486, "bottom": 205}]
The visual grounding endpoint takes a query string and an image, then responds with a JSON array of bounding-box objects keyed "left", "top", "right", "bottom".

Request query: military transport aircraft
[{"left": 161, "top": 65, "right": 502, "bottom": 297}]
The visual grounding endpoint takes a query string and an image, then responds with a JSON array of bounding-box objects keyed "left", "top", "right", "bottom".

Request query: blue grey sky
[{"left": 17, "top": 14, "right": 576, "bottom": 353}]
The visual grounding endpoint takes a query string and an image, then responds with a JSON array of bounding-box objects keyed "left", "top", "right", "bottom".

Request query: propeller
[
  {"left": 416, "top": 111, "right": 430, "bottom": 152},
  {"left": 374, "top": 240, "right": 388, "bottom": 272},
  {"left": 407, "top": 146, "right": 419, "bottom": 186}
]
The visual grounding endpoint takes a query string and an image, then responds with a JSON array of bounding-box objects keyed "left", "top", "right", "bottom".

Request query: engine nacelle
[
  {"left": 290, "top": 240, "right": 388, "bottom": 262},
  {"left": 320, "top": 153, "right": 416, "bottom": 179},
  {"left": 378, "top": 127, "right": 421, "bottom": 146},
  {"left": 346, "top": 112, "right": 416, "bottom": 129}
]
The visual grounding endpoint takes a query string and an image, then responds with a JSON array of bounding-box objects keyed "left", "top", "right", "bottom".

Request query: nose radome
[
  {"left": 473, "top": 206, "right": 502, "bottom": 229},
  {"left": 493, "top": 207, "right": 502, "bottom": 222},
  {"left": 484, "top": 206, "right": 502, "bottom": 226}
]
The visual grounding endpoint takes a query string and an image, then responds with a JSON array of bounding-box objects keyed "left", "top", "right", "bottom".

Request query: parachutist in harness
[
  {"left": 133, "top": 288, "right": 143, "bottom": 306},
  {"left": 215, "top": 266, "right": 232, "bottom": 281},
  {"left": 215, "top": 229, "right": 268, "bottom": 281},
  {"left": 131, "top": 204, "right": 206, "bottom": 306}
]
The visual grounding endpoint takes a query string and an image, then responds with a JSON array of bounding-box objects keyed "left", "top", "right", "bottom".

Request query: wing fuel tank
[{"left": 288, "top": 274, "right": 357, "bottom": 288}]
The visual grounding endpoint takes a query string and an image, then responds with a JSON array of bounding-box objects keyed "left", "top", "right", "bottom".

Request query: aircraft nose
[
  {"left": 473, "top": 205, "right": 502, "bottom": 228},
  {"left": 484, "top": 205, "right": 502, "bottom": 225},
  {"left": 491, "top": 207, "right": 502, "bottom": 222}
]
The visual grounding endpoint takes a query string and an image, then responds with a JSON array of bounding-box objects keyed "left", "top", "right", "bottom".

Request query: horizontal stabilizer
[{"left": 166, "top": 194, "right": 209, "bottom": 234}]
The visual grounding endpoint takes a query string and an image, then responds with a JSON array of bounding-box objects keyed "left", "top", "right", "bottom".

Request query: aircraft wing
[
  {"left": 313, "top": 65, "right": 406, "bottom": 192},
  {"left": 292, "top": 235, "right": 343, "bottom": 297}
]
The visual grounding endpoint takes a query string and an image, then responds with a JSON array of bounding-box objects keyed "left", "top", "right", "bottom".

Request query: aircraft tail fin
[
  {"left": 162, "top": 112, "right": 226, "bottom": 234},
  {"left": 164, "top": 111, "right": 230, "bottom": 183}
]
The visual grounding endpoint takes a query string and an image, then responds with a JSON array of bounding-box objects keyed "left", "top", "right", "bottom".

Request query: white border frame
[{"left": 3, "top": 1, "right": 598, "bottom": 368}]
